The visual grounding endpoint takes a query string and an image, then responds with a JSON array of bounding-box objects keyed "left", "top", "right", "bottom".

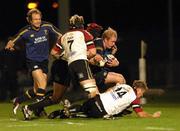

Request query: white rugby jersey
[
  {"left": 60, "top": 30, "right": 94, "bottom": 64},
  {"left": 100, "top": 83, "right": 136, "bottom": 115}
]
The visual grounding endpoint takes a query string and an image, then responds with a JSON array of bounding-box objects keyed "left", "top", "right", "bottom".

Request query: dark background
[{"left": 0, "top": 0, "right": 179, "bottom": 100}]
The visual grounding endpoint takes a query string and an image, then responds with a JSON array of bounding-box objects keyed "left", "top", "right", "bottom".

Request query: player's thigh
[
  {"left": 105, "top": 72, "right": 125, "bottom": 84},
  {"left": 32, "top": 69, "right": 47, "bottom": 88},
  {"left": 52, "top": 82, "right": 67, "bottom": 100}
]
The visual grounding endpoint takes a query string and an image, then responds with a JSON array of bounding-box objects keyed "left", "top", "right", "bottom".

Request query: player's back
[
  {"left": 100, "top": 84, "right": 136, "bottom": 115},
  {"left": 61, "top": 30, "right": 87, "bottom": 64}
]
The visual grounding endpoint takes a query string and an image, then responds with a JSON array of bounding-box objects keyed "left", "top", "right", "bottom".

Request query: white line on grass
[
  {"left": 63, "top": 121, "right": 84, "bottom": 125},
  {"left": 7, "top": 124, "right": 39, "bottom": 127},
  {"left": 6, "top": 120, "right": 84, "bottom": 128},
  {"left": 145, "top": 126, "right": 175, "bottom": 131}
]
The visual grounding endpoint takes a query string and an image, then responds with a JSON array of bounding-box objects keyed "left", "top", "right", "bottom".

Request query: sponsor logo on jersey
[{"left": 34, "top": 36, "right": 47, "bottom": 44}]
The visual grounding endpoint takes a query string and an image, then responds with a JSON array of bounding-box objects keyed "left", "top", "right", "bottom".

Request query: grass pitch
[{"left": 0, "top": 90, "right": 180, "bottom": 131}]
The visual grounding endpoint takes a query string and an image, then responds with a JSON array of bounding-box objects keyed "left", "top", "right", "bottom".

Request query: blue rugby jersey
[
  {"left": 11, "top": 21, "right": 62, "bottom": 62},
  {"left": 90, "top": 38, "right": 113, "bottom": 73},
  {"left": 94, "top": 38, "right": 113, "bottom": 58}
]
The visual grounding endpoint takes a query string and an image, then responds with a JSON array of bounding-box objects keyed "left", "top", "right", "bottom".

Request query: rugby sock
[
  {"left": 35, "top": 88, "right": 46, "bottom": 101},
  {"left": 15, "top": 88, "right": 36, "bottom": 104},
  {"left": 28, "top": 96, "right": 54, "bottom": 111},
  {"left": 69, "top": 104, "right": 82, "bottom": 113}
]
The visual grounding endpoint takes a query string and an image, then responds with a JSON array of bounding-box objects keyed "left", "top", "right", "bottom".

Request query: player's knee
[{"left": 116, "top": 74, "right": 126, "bottom": 84}]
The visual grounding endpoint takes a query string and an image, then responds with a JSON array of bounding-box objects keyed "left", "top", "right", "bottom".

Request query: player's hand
[
  {"left": 152, "top": 111, "right": 161, "bottom": 118},
  {"left": 5, "top": 40, "right": 15, "bottom": 51},
  {"left": 94, "top": 54, "right": 103, "bottom": 62},
  {"left": 111, "top": 45, "right": 117, "bottom": 55},
  {"left": 106, "top": 58, "right": 119, "bottom": 67}
]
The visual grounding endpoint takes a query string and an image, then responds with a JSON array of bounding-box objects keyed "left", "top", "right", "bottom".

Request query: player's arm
[
  {"left": 5, "top": 40, "right": 15, "bottom": 51},
  {"left": 83, "top": 30, "right": 96, "bottom": 59},
  {"left": 87, "top": 45, "right": 96, "bottom": 59},
  {"left": 5, "top": 27, "right": 28, "bottom": 51},
  {"left": 50, "top": 24, "right": 62, "bottom": 39},
  {"left": 136, "top": 110, "right": 161, "bottom": 118},
  {"left": 51, "top": 38, "right": 64, "bottom": 59},
  {"left": 132, "top": 98, "right": 161, "bottom": 118},
  {"left": 88, "top": 43, "right": 104, "bottom": 65},
  {"left": 88, "top": 40, "right": 105, "bottom": 66},
  {"left": 89, "top": 54, "right": 104, "bottom": 65}
]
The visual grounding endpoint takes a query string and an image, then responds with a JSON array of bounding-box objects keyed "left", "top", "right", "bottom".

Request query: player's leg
[
  {"left": 22, "top": 69, "right": 47, "bottom": 119},
  {"left": 22, "top": 60, "right": 49, "bottom": 119},
  {"left": 13, "top": 87, "right": 36, "bottom": 115},
  {"left": 104, "top": 72, "right": 126, "bottom": 84},
  {"left": 13, "top": 60, "right": 42, "bottom": 115},
  {"left": 48, "top": 100, "right": 83, "bottom": 119},
  {"left": 70, "top": 60, "right": 99, "bottom": 98},
  {"left": 24, "top": 83, "right": 66, "bottom": 120},
  {"left": 30, "top": 59, "right": 69, "bottom": 116},
  {"left": 22, "top": 60, "right": 69, "bottom": 119},
  {"left": 27, "top": 83, "right": 66, "bottom": 112},
  {"left": 93, "top": 70, "right": 108, "bottom": 93},
  {"left": 80, "top": 95, "right": 107, "bottom": 118},
  {"left": 80, "top": 79, "right": 99, "bottom": 98},
  {"left": 32, "top": 69, "right": 47, "bottom": 100}
]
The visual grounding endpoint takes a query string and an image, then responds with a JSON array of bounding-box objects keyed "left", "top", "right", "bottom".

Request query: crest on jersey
[
  {"left": 44, "top": 29, "right": 48, "bottom": 35},
  {"left": 30, "top": 34, "right": 34, "bottom": 37}
]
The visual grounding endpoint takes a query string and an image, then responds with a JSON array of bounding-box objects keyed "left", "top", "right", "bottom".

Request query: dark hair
[{"left": 27, "top": 8, "right": 42, "bottom": 22}]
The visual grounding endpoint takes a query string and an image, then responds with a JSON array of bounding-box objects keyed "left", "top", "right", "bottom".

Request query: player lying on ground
[{"left": 48, "top": 80, "right": 161, "bottom": 119}]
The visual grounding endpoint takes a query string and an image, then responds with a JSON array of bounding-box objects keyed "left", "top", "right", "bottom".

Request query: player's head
[
  {"left": 27, "top": 8, "right": 42, "bottom": 28},
  {"left": 69, "top": 14, "right": 84, "bottom": 29},
  {"left": 132, "top": 80, "right": 148, "bottom": 98},
  {"left": 86, "top": 23, "right": 103, "bottom": 38},
  {"left": 102, "top": 27, "right": 117, "bottom": 49}
]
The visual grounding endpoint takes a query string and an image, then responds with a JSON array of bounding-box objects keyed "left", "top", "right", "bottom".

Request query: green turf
[{"left": 0, "top": 91, "right": 180, "bottom": 131}]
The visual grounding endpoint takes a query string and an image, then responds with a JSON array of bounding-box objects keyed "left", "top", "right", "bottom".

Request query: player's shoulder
[
  {"left": 81, "top": 29, "right": 93, "bottom": 40},
  {"left": 83, "top": 29, "right": 93, "bottom": 35},
  {"left": 94, "top": 38, "right": 103, "bottom": 46},
  {"left": 67, "top": 29, "right": 93, "bottom": 39},
  {"left": 41, "top": 21, "right": 54, "bottom": 27}
]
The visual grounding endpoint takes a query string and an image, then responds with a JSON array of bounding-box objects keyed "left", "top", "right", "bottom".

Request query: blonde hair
[
  {"left": 132, "top": 80, "right": 148, "bottom": 91},
  {"left": 102, "top": 27, "right": 117, "bottom": 40}
]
